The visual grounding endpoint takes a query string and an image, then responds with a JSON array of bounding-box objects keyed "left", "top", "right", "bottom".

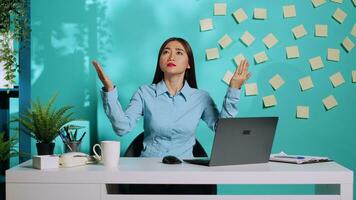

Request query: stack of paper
[{"left": 270, "top": 152, "right": 331, "bottom": 164}]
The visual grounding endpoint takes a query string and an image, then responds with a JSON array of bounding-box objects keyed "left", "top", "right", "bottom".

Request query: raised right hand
[{"left": 92, "top": 60, "right": 114, "bottom": 92}]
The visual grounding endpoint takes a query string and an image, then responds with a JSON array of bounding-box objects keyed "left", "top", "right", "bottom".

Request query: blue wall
[{"left": 30, "top": 0, "right": 356, "bottom": 195}]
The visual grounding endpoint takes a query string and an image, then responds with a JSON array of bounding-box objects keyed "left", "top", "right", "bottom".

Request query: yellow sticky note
[
  {"left": 353, "top": 0, "right": 356, "bottom": 6},
  {"left": 331, "top": 0, "right": 343, "bottom": 3},
  {"left": 245, "top": 83, "right": 258, "bottom": 96},
  {"left": 222, "top": 70, "right": 234, "bottom": 85},
  {"left": 254, "top": 51, "right": 268, "bottom": 64},
  {"left": 330, "top": 72, "right": 345, "bottom": 87},
  {"left": 332, "top": 8, "right": 347, "bottom": 24},
  {"left": 323, "top": 95, "right": 338, "bottom": 110},
  {"left": 269, "top": 74, "right": 285, "bottom": 90},
  {"left": 352, "top": 24, "right": 356, "bottom": 37},
  {"left": 240, "top": 31, "right": 255, "bottom": 47},
  {"left": 283, "top": 5, "right": 296, "bottom": 18},
  {"left": 292, "top": 24, "right": 307, "bottom": 39},
  {"left": 299, "top": 76, "right": 314, "bottom": 91},
  {"left": 234, "top": 54, "right": 245, "bottom": 66},
  {"left": 342, "top": 37, "right": 354, "bottom": 52},
  {"left": 327, "top": 48, "right": 340, "bottom": 62},
  {"left": 233, "top": 8, "right": 248, "bottom": 23},
  {"left": 315, "top": 24, "right": 328, "bottom": 37},
  {"left": 297, "top": 106, "right": 309, "bottom": 119},
  {"left": 263, "top": 33, "right": 278, "bottom": 49},
  {"left": 218, "top": 34, "right": 233, "bottom": 49},
  {"left": 312, "top": 0, "right": 326, "bottom": 7},
  {"left": 309, "top": 56, "right": 324, "bottom": 70},
  {"left": 206, "top": 48, "right": 219, "bottom": 60},
  {"left": 214, "top": 3, "right": 227, "bottom": 16},
  {"left": 254, "top": 8, "right": 267, "bottom": 20},
  {"left": 200, "top": 18, "right": 213, "bottom": 31},
  {"left": 286, "top": 46, "right": 300, "bottom": 59},
  {"left": 352, "top": 70, "right": 356, "bottom": 83},
  {"left": 263, "top": 95, "right": 277, "bottom": 107}
]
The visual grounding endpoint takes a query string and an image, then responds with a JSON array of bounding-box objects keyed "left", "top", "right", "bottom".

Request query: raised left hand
[{"left": 229, "top": 59, "right": 252, "bottom": 89}]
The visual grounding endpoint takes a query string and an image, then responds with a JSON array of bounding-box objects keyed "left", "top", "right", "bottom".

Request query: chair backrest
[{"left": 124, "top": 132, "right": 207, "bottom": 157}]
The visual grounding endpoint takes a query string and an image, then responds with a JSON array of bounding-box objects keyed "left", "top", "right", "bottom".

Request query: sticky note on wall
[
  {"left": 263, "top": 95, "right": 277, "bottom": 107},
  {"left": 254, "top": 8, "right": 267, "bottom": 20},
  {"left": 299, "top": 76, "right": 314, "bottom": 91},
  {"left": 214, "top": 3, "right": 227, "bottom": 16},
  {"left": 269, "top": 74, "right": 285, "bottom": 90},
  {"left": 352, "top": 24, "right": 356, "bottom": 37},
  {"left": 206, "top": 48, "right": 219, "bottom": 60},
  {"left": 332, "top": 8, "right": 347, "bottom": 24},
  {"left": 240, "top": 31, "right": 255, "bottom": 46},
  {"left": 200, "top": 18, "right": 213, "bottom": 31},
  {"left": 286, "top": 46, "right": 300, "bottom": 59},
  {"left": 309, "top": 56, "right": 324, "bottom": 70},
  {"left": 233, "top": 8, "right": 248, "bottom": 23},
  {"left": 292, "top": 24, "right": 308, "bottom": 39},
  {"left": 218, "top": 34, "right": 233, "bottom": 49},
  {"left": 342, "top": 37, "right": 354, "bottom": 52},
  {"left": 245, "top": 83, "right": 258, "bottom": 96},
  {"left": 263, "top": 33, "right": 278, "bottom": 49},
  {"left": 283, "top": 5, "right": 296, "bottom": 18},
  {"left": 315, "top": 24, "right": 328, "bottom": 37},
  {"left": 330, "top": 72, "right": 345, "bottom": 87},
  {"left": 254, "top": 51, "right": 268, "bottom": 64},
  {"left": 322, "top": 95, "right": 338, "bottom": 110},
  {"left": 352, "top": 70, "right": 356, "bottom": 83},
  {"left": 222, "top": 70, "right": 234, "bottom": 85},
  {"left": 312, "top": 0, "right": 326, "bottom": 7},
  {"left": 327, "top": 48, "right": 340, "bottom": 62},
  {"left": 297, "top": 106, "right": 309, "bottom": 119}
]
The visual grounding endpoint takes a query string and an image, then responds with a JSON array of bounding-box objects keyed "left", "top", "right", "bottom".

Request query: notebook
[
  {"left": 269, "top": 152, "right": 332, "bottom": 164},
  {"left": 183, "top": 117, "right": 278, "bottom": 166}
]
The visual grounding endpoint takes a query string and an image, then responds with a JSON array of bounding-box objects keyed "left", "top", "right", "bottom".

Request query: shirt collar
[{"left": 155, "top": 80, "right": 194, "bottom": 101}]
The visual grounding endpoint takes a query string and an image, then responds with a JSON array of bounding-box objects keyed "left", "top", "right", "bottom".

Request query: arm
[
  {"left": 92, "top": 60, "right": 143, "bottom": 136},
  {"left": 101, "top": 87, "right": 143, "bottom": 136},
  {"left": 201, "top": 88, "right": 241, "bottom": 132},
  {"left": 201, "top": 59, "right": 250, "bottom": 132}
]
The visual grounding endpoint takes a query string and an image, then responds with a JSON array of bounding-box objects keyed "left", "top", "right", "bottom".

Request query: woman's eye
[
  {"left": 177, "top": 51, "right": 183, "bottom": 55},
  {"left": 162, "top": 50, "right": 169, "bottom": 55}
]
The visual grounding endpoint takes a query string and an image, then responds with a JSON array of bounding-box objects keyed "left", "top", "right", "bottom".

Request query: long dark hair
[{"left": 151, "top": 37, "right": 198, "bottom": 89}]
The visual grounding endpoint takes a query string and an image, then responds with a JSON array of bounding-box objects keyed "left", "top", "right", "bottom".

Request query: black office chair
[
  {"left": 124, "top": 132, "right": 207, "bottom": 157},
  {"left": 121, "top": 132, "right": 217, "bottom": 195}
]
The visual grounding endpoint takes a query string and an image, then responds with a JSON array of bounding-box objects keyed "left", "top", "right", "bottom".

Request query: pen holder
[{"left": 64, "top": 141, "right": 81, "bottom": 152}]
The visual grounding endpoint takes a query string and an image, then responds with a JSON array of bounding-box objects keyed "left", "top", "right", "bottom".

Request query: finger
[
  {"left": 92, "top": 60, "right": 104, "bottom": 74},
  {"left": 242, "top": 62, "right": 248, "bottom": 76},
  {"left": 246, "top": 72, "right": 252, "bottom": 81},
  {"left": 237, "top": 60, "right": 245, "bottom": 75}
]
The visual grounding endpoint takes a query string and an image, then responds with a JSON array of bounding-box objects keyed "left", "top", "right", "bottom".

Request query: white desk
[{"left": 6, "top": 158, "right": 353, "bottom": 200}]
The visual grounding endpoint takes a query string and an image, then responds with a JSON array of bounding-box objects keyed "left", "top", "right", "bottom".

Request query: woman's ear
[{"left": 187, "top": 65, "right": 191, "bottom": 69}]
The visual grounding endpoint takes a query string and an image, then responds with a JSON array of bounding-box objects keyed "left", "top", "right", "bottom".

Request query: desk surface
[{"left": 6, "top": 158, "right": 353, "bottom": 185}]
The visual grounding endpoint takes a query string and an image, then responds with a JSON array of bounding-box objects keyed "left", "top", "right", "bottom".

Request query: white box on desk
[{"left": 32, "top": 155, "right": 59, "bottom": 169}]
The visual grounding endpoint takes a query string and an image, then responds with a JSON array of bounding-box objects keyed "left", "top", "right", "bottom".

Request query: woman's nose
[{"left": 169, "top": 54, "right": 175, "bottom": 60}]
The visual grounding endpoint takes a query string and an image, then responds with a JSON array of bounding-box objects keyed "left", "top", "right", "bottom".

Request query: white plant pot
[{"left": 0, "top": 34, "right": 14, "bottom": 89}]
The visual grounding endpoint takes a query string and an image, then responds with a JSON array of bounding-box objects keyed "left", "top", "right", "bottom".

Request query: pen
[
  {"left": 59, "top": 132, "right": 73, "bottom": 152},
  {"left": 78, "top": 132, "right": 87, "bottom": 142},
  {"left": 274, "top": 155, "right": 305, "bottom": 159}
]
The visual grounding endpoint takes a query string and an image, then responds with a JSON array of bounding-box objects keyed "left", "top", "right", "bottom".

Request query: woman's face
[{"left": 159, "top": 41, "right": 190, "bottom": 76}]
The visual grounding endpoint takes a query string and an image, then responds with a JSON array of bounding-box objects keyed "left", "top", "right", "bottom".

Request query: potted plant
[
  {"left": 0, "top": 132, "right": 17, "bottom": 174},
  {"left": 14, "top": 95, "right": 74, "bottom": 155},
  {"left": 0, "top": 0, "right": 31, "bottom": 89}
]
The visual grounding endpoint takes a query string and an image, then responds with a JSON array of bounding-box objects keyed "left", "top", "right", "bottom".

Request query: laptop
[{"left": 183, "top": 117, "right": 278, "bottom": 166}]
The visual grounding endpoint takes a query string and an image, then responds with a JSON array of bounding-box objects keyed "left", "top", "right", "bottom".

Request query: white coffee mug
[{"left": 93, "top": 141, "right": 120, "bottom": 168}]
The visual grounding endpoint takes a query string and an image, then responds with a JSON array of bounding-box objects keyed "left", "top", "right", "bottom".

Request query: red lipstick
[{"left": 167, "top": 62, "right": 176, "bottom": 67}]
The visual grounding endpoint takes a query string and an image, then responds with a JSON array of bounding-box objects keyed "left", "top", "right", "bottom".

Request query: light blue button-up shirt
[{"left": 100, "top": 80, "right": 241, "bottom": 158}]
